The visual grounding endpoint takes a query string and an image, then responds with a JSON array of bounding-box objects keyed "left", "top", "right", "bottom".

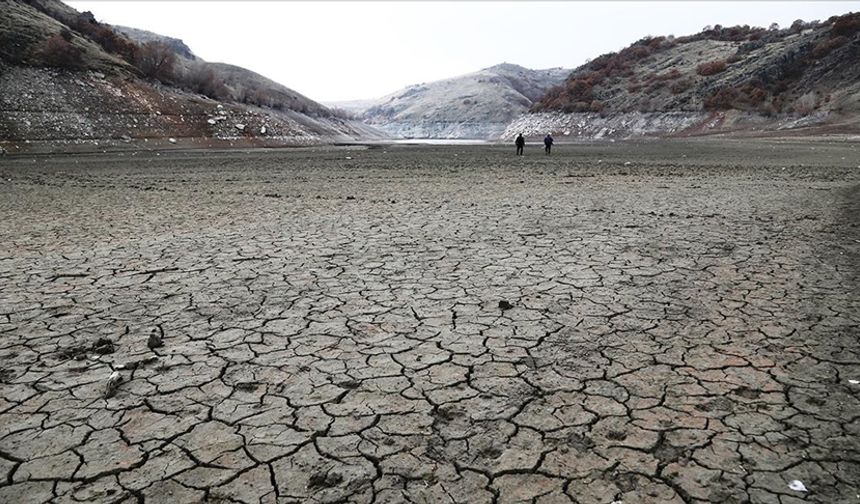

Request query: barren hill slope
[
  {"left": 506, "top": 15, "right": 860, "bottom": 139},
  {"left": 0, "top": 0, "right": 382, "bottom": 152},
  {"left": 359, "top": 63, "right": 570, "bottom": 139}
]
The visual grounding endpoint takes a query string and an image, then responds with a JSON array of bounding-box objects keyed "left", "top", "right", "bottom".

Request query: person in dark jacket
[
  {"left": 544, "top": 133, "right": 554, "bottom": 155},
  {"left": 515, "top": 133, "right": 525, "bottom": 156}
]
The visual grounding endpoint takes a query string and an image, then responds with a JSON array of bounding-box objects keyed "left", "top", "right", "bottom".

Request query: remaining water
[{"left": 389, "top": 139, "right": 491, "bottom": 145}]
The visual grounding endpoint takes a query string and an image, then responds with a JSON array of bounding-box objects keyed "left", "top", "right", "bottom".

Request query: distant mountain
[
  {"left": 0, "top": 0, "right": 383, "bottom": 152},
  {"left": 324, "top": 99, "right": 379, "bottom": 116},
  {"left": 356, "top": 63, "right": 570, "bottom": 139},
  {"left": 507, "top": 14, "right": 860, "bottom": 139}
]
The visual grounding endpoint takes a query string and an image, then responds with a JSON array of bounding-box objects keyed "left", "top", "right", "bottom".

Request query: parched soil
[{"left": 0, "top": 139, "right": 858, "bottom": 504}]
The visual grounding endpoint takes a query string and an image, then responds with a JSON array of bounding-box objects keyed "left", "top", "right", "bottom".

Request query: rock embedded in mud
[
  {"left": 92, "top": 338, "right": 115, "bottom": 355},
  {"left": 308, "top": 471, "right": 343, "bottom": 489},
  {"left": 147, "top": 327, "right": 163, "bottom": 349},
  {"left": 104, "top": 371, "right": 123, "bottom": 399}
]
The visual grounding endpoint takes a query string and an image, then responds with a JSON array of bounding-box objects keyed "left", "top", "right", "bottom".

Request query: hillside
[
  {"left": 112, "top": 25, "right": 330, "bottom": 117},
  {"left": 0, "top": 0, "right": 382, "bottom": 152},
  {"left": 506, "top": 14, "right": 860, "bottom": 140},
  {"left": 358, "top": 63, "right": 570, "bottom": 139},
  {"left": 113, "top": 25, "right": 198, "bottom": 60}
]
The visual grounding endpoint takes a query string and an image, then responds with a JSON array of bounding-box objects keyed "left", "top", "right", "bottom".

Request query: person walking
[
  {"left": 544, "top": 133, "right": 554, "bottom": 155},
  {"left": 515, "top": 133, "right": 525, "bottom": 156}
]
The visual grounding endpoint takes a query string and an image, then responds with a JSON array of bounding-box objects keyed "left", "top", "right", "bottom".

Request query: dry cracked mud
[{"left": 0, "top": 139, "right": 858, "bottom": 504}]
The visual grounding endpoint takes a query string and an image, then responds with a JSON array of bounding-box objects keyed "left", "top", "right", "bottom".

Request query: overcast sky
[{"left": 67, "top": 1, "right": 857, "bottom": 103}]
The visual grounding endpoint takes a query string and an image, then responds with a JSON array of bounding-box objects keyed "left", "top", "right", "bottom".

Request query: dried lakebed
[{"left": 0, "top": 140, "right": 858, "bottom": 503}]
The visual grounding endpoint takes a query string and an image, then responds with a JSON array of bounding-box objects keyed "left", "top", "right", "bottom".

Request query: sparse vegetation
[
  {"left": 830, "top": 12, "right": 860, "bottom": 37},
  {"left": 532, "top": 36, "right": 681, "bottom": 112},
  {"left": 703, "top": 84, "right": 768, "bottom": 111},
  {"left": 535, "top": 74, "right": 597, "bottom": 113},
  {"left": 133, "top": 41, "right": 176, "bottom": 82},
  {"left": 183, "top": 64, "right": 231, "bottom": 101},
  {"left": 648, "top": 69, "right": 682, "bottom": 82},
  {"left": 811, "top": 36, "right": 849, "bottom": 58},
  {"left": 676, "top": 24, "right": 770, "bottom": 44},
  {"left": 669, "top": 78, "right": 693, "bottom": 95},
  {"left": 640, "top": 69, "right": 682, "bottom": 94},
  {"left": 792, "top": 91, "right": 819, "bottom": 116},
  {"left": 38, "top": 32, "right": 84, "bottom": 69},
  {"left": 696, "top": 60, "right": 727, "bottom": 76},
  {"left": 24, "top": 5, "right": 138, "bottom": 62},
  {"left": 71, "top": 14, "right": 137, "bottom": 61},
  {"left": 533, "top": 10, "right": 858, "bottom": 117}
]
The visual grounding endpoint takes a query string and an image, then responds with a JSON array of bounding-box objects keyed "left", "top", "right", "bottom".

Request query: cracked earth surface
[{"left": 0, "top": 140, "right": 858, "bottom": 504}]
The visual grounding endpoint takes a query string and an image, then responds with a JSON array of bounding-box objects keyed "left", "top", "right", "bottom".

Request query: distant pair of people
[{"left": 515, "top": 133, "right": 553, "bottom": 155}]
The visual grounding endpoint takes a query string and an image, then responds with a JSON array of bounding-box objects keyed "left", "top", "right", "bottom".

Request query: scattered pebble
[{"left": 788, "top": 480, "right": 808, "bottom": 492}]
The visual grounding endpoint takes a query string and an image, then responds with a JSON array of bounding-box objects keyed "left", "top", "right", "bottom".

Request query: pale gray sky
[{"left": 68, "top": 1, "right": 858, "bottom": 102}]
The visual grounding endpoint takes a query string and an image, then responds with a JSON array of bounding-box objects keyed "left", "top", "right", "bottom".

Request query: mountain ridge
[
  {"left": 353, "top": 63, "right": 571, "bottom": 139},
  {"left": 3, "top": 1, "right": 858, "bottom": 149}
]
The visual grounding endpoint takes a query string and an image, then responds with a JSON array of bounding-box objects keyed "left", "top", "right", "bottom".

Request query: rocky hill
[
  {"left": 111, "top": 24, "right": 331, "bottom": 117},
  {"left": 0, "top": 0, "right": 383, "bottom": 153},
  {"left": 357, "top": 63, "right": 570, "bottom": 139},
  {"left": 113, "top": 25, "right": 198, "bottom": 60},
  {"left": 506, "top": 14, "right": 860, "bottom": 140}
]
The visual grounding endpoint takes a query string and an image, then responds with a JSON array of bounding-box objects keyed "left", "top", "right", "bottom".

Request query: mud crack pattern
[{"left": 0, "top": 141, "right": 858, "bottom": 503}]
